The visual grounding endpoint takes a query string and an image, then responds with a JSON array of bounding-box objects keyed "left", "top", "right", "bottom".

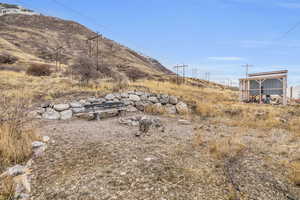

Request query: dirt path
[{"left": 30, "top": 115, "right": 300, "bottom": 200}]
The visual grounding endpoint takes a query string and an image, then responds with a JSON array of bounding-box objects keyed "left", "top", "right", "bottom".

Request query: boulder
[
  {"left": 97, "top": 109, "right": 120, "bottom": 119},
  {"left": 60, "top": 110, "right": 73, "bottom": 120},
  {"left": 135, "top": 91, "right": 144, "bottom": 96},
  {"left": 75, "top": 113, "right": 96, "bottom": 121},
  {"left": 121, "top": 99, "right": 133, "bottom": 106},
  {"left": 105, "top": 94, "right": 115, "bottom": 100},
  {"left": 135, "top": 101, "right": 148, "bottom": 111},
  {"left": 72, "top": 107, "right": 85, "bottom": 114},
  {"left": 166, "top": 104, "right": 177, "bottom": 114},
  {"left": 176, "top": 102, "right": 188, "bottom": 114},
  {"left": 126, "top": 105, "right": 138, "bottom": 112},
  {"left": 148, "top": 96, "right": 159, "bottom": 103},
  {"left": 169, "top": 96, "right": 178, "bottom": 105},
  {"left": 140, "top": 94, "right": 148, "bottom": 101},
  {"left": 121, "top": 92, "right": 129, "bottom": 98},
  {"left": 42, "top": 108, "right": 60, "bottom": 120},
  {"left": 160, "top": 94, "right": 169, "bottom": 105},
  {"left": 129, "top": 94, "right": 140, "bottom": 102},
  {"left": 41, "top": 102, "right": 51, "bottom": 108},
  {"left": 53, "top": 104, "right": 70, "bottom": 112},
  {"left": 70, "top": 102, "right": 82, "bottom": 108},
  {"left": 27, "top": 110, "right": 42, "bottom": 119}
]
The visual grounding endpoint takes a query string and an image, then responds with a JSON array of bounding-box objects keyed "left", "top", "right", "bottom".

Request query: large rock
[
  {"left": 121, "top": 92, "right": 129, "bottom": 98},
  {"left": 53, "top": 104, "right": 70, "bottom": 112},
  {"left": 160, "top": 94, "right": 169, "bottom": 105},
  {"left": 7, "top": 165, "right": 26, "bottom": 177},
  {"left": 97, "top": 109, "right": 120, "bottom": 119},
  {"left": 169, "top": 96, "right": 178, "bottom": 105},
  {"left": 72, "top": 107, "right": 85, "bottom": 114},
  {"left": 129, "top": 94, "right": 140, "bottom": 102},
  {"left": 126, "top": 105, "right": 138, "bottom": 112},
  {"left": 70, "top": 102, "right": 82, "bottom": 108},
  {"left": 75, "top": 113, "right": 96, "bottom": 121},
  {"left": 60, "top": 110, "right": 73, "bottom": 120},
  {"left": 105, "top": 94, "right": 115, "bottom": 100},
  {"left": 135, "top": 101, "right": 148, "bottom": 111},
  {"left": 176, "top": 102, "right": 188, "bottom": 114},
  {"left": 166, "top": 104, "right": 177, "bottom": 114},
  {"left": 42, "top": 108, "right": 60, "bottom": 120},
  {"left": 148, "top": 96, "right": 159, "bottom": 103},
  {"left": 121, "top": 99, "right": 133, "bottom": 106}
]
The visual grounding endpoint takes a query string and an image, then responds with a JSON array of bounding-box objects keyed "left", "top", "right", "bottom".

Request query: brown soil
[{"left": 30, "top": 115, "right": 300, "bottom": 200}]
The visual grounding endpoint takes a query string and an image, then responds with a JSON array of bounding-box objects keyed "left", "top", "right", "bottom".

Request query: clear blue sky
[{"left": 4, "top": 0, "right": 300, "bottom": 85}]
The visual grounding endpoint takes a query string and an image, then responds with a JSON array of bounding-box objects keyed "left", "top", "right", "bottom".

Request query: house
[{"left": 0, "top": 5, "right": 39, "bottom": 16}]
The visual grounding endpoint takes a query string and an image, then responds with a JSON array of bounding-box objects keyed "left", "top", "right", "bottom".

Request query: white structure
[
  {"left": 0, "top": 5, "right": 39, "bottom": 16},
  {"left": 288, "top": 85, "right": 300, "bottom": 100}
]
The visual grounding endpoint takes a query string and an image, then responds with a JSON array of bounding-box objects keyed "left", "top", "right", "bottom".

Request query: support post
[{"left": 283, "top": 76, "right": 287, "bottom": 105}]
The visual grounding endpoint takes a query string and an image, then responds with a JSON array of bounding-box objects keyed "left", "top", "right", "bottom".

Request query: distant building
[
  {"left": 0, "top": 5, "right": 39, "bottom": 16},
  {"left": 288, "top": 85, "right": 300, "bottom": 100}
]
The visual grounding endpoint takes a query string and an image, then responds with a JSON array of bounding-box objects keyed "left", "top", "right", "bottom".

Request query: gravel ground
[{"left": 30, "top": 115, "right": 300, "bottom": 200}]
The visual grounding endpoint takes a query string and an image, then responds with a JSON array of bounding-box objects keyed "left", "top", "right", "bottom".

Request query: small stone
[
  {"left": 42, "top": 136, "right": 50, "bottom": 142},
  {"left": 8, "top": 165, "right": 26, "bottom": 176},
  {"left": 105, "top": 94, "right": 115, "bottom": 100},
  {"left": 144, "top": 157, "right": 156, "bottom": 162},
  {"left": 42, "top": 108, "right": 60, "bottom": 120},
  {"left": 53, "top": 104, "right": 70, "bottom": 112},
  {"left": 178, "top": 119, "right": 191, "bottom": 125},
  {"left": 169, "top": 96, "right": 178, "bottom": 105},
  {"left": 60, "top": 110, "right": 73, "bottom": 120},
  {"left": 129, "top": 94, "right": 140, "bottom": 102},
  {"left": 32, "top": 141, "right": 46, "bottom": 148}
]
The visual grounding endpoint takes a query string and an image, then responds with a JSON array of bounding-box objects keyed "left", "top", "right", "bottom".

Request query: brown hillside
[{"left": 0, "top": 14, "right": 173, "bottom": 79}]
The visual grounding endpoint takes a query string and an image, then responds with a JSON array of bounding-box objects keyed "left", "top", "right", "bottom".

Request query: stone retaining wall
[{"left": 31, "top": 91, "right": 189, "bottom": 120}]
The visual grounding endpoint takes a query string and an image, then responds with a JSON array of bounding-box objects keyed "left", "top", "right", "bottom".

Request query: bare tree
[{"left": 70, "top": 55, "right": 99, "bottom": 84}]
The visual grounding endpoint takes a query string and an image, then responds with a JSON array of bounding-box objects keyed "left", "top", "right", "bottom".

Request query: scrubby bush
[
  {"left": 26, "top": 63, "right": 52, "bottom": 76},
  {"left": 70, "top": 56, "right": 99, "bottom": 84},
  {"left": 0, "top": 53, "right": 17, "bottom": 64}
]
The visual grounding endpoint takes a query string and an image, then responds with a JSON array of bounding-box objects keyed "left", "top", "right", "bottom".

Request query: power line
[
  {"left": 241, "top": 64, "right": 253, "bottom": 78},
  {"left": 276, "top": 20, "right": 300, "bottom": 40},
  {"left": 49, "top": 0, "right": 107, "bottom": 31}
]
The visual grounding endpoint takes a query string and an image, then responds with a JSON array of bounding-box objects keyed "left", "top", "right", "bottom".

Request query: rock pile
[
  {"left": 32, "top": 91, "right": 188, "bottom": 120},
  {"left": 0, "top": 137, "right": 49, "bottom": 200}
]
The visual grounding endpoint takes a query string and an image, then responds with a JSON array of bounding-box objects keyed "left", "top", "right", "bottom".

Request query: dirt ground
[{"left": 30, "top": 114, "right": 300, "bottom": 200}]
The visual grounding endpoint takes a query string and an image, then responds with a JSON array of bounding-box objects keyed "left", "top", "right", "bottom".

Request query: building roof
[{"left": 248, "top": 70, "right": 288, "bottom": 77}]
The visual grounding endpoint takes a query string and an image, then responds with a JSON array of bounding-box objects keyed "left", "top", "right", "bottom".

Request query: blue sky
[{"left": 4, "top": 0, "right": 300, "bottom": 85}]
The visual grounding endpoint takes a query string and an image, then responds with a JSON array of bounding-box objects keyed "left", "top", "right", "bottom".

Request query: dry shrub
[
  {"left": 0, "top": 66, "right": 22, "bottom": 72},
  {"left": 0, "top": 96, "right": 38, "bottom": 171},
  {"left": 70, "top": 56, "right": 99, "bottom": 84},
  {"left": 0, "top": 53, "right": 17, "bottom": 64},
  {"left": 289, "top": 160, "right": 300, "bottom": 186},
  {"left": 0, "top": 176, "right": 15, "bottom": 200},
  {"left": 144, "top": 104, "right": 166, "bottom": 115},
  {"left": 209, "top": 137, "right": 246, "bottom": 160},
  {"left": 26, "top": 63, "right": 52, "bottom": 76},
  {"left": 196, "top": 102, "right": 219, "bottom": 117}
]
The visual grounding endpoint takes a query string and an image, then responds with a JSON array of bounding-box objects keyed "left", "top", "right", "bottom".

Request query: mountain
[{"left": 0, "top": 11, "right": 173, "bottom": 80}]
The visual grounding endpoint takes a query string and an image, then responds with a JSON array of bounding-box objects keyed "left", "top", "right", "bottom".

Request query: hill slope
[{"left": 0, "top": 13, "right": 172, "bottom": 79}]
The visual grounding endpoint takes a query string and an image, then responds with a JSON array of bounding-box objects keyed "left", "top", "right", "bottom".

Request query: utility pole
[
  {"left": 87, "top": 32, "right": 101, "bottom": 71},
  {"left": 174, "top": 64, "right": 188, "bottom": 84},
  {"left": 242, "top": 64, "right": 253, "bottom": 78},
  {"left": 55, "top": 46, "right": 63, "bottom": 72}
]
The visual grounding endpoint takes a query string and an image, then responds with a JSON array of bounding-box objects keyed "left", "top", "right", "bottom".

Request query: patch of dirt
[{"left": 30, "top": 115, "right": 300, "bottom": 199}]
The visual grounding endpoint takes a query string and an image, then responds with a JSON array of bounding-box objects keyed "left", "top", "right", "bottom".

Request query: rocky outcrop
[{"left": 31, "top": 91, "right": 189, "bottom": 120}]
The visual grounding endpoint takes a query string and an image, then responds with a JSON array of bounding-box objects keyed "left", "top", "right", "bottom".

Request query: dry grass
[
  {"left": 0, "top": 95, "right": 38, "bottom": 172},
  {"left": 289, "top": 160, "right": 300, "bottom": 186},
  {"left": 144, "top": 104, "right": 166, "bottom": 115},
  {"left": 0, "top": 176, "right": 15, "bottom": 200}
]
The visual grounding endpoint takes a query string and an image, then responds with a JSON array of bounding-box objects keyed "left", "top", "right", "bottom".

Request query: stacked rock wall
[{"left": 32, "top": 91, "right": 188, "bottom": 120}]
